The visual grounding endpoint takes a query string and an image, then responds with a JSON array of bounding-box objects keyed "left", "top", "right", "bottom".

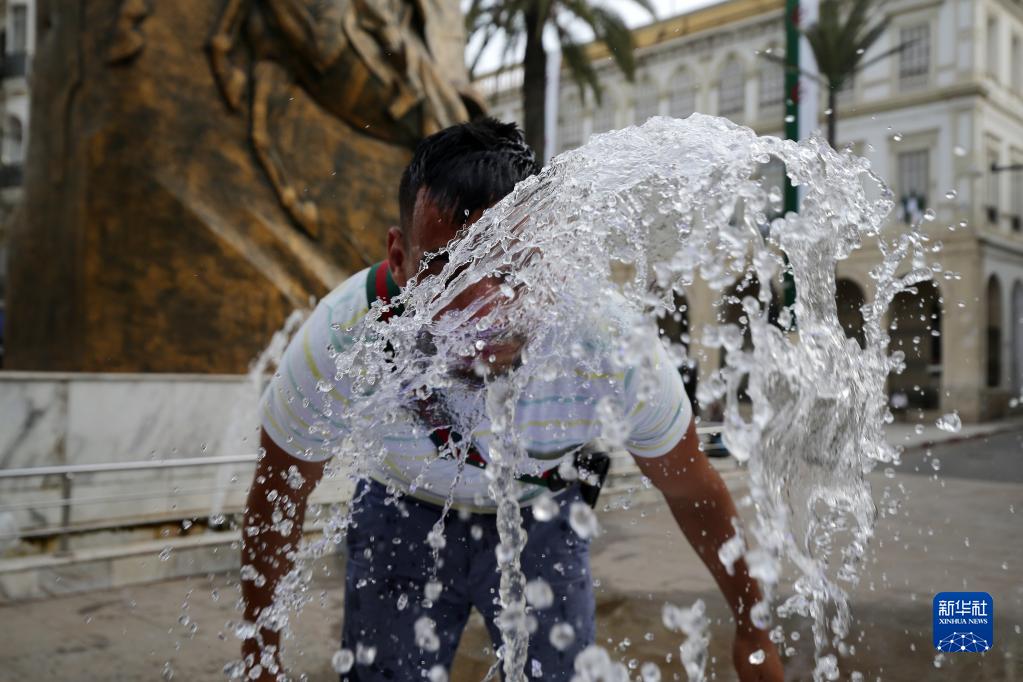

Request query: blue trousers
[{"left": 340, "top": 480, "right": 595, "bottom": 680}]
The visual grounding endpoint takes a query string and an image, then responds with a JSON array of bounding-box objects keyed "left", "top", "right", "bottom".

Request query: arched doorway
[
  {"left": 835, "top": 278, "right": 866, "bottom": 349},
  {"left": 1013, "top": 281, "right": 1023, "bottom": 394},
  {"left": 987, "top": 275, "right": 1003, "bottom": 388},
  {"left": 888, "top": 280, "right": 943, "bottom": 411}
]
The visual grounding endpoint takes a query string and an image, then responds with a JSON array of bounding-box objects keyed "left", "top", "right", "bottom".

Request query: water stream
[{"left": 235, "top": 114, "right": 935, "bottom": 681}]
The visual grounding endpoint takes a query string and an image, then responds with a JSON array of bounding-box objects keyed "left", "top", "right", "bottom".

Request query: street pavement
[{"left": 0, "top": 426, "right": 1020, "bottom": 681}]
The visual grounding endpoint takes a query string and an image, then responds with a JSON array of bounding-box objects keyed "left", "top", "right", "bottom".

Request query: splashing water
[
  {"left": 248, "top": 114, "right": 933, "bottom": 680},
  {"left": 210, "top": 308, "right": 308, "bottom": 522}
]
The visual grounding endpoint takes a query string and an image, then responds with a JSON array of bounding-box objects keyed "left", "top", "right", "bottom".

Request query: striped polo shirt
[{"left": 260, "top": 265, "right": 692, "bottom": 511}]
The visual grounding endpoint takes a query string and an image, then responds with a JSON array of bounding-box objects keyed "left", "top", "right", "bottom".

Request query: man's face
[{"left": 386, "top": 188, "right": 524, "bottom": 376}]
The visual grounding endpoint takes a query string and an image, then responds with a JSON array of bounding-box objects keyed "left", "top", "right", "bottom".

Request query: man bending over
[{"left": 241, "top": 117, "right": 783, "bottom": 681}]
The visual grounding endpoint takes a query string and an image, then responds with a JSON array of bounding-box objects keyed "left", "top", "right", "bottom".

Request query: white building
[
  {"left": 0, "top": 0, "right": 33, "bottom": 366},
  {"left": 476, "top": 0, "right": 1023, "bottom": 421}
]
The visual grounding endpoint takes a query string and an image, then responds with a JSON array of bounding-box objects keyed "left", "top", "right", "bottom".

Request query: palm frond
[
  {"left": 558, "top": 26, "right": 603, "bottom": 106},
  {"left": 803, "top": 0, "right": 889, "bottom": 87},
  {"left": 592, "top": 6, "right": 637, "bottom": 79}
]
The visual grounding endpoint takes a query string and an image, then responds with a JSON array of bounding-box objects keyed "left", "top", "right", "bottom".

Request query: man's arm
[
  {"left": 632, "top": 420, "right": 784, "bottom": 682},
  {"left": 240, "top": 428, "right": 326, "bottom": 679}
]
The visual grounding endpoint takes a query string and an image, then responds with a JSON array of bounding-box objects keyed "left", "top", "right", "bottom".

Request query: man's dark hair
[{"left": 398, "top": 117, "right": 541, "bottom": 236}]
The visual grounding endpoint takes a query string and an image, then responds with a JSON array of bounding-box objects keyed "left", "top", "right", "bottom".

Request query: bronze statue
[
  {"left": 5, "top": 0, "right": 482, "bottom": 373},
  {"left": 206, "top": 0, "right": 484, "bottom": 240}
]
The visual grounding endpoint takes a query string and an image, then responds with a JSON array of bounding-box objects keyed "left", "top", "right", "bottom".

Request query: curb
[{"left": 899, "top": 421, "right": 1023, "bottom": 452}]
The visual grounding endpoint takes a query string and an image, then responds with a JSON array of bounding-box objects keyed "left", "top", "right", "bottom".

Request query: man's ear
[{"left": 386, "top": 226, "right": 409, "bottom": 287}]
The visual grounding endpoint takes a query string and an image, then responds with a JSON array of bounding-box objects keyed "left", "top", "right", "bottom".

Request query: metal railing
[
  {"left": 0, "top": 425, "right": 727, "bottom": 555},
  {"left": 0, "top": 454, "right": 258, "bottom": 554}
]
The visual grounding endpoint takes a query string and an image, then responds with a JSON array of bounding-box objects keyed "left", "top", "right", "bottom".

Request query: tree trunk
[
  {"left": 522, "top": 6, "right": 548, "bottom": 162},
  {"left": 827, "top": 87, "right": 837, "bottom": 149}
]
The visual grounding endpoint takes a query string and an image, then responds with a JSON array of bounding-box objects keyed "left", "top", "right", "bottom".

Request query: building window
[
  {"left": 1012, "top": 34, "right": 1022, "bottom": 94},
  {"left": 718, "top": 59, "right": 745, "bottom": 118},
  {"left": 669, "top": 68, "right": 696, "bottom": 118},
  {"left": 633, "top": 77, "right": 660, "bottom": 125},
  {"left": 987, "top": 276, "right": 1003, "bottom": 388},
  {"left": 591, "top": 91, "right": 616, "bottom": 134},
  {"left": 987, "top": 148, "right": 1001, "bottom": 225},
  {"left": 987, "top": 16, "right": 999, "bottom": 82},
  {"left": 10, "top": 4, "right": 27, "bottom": 54},
  {"left": 758, "top": 58, "right": 784, "bottom": 121},
  {"left": 897, "top": 149, "right": 929, "bottom": 223},
  {"left": 898, "top": 24, "right": 930, "bottom": 88},
  {"left": 557, "top": 94, "right": 582, "bottom": 152},
  {"left": 1012, "top": 153, "right": 1023, "bottom": 232},
  {"left": 2, "top": 115, "right": 23, "bottom": 164}
]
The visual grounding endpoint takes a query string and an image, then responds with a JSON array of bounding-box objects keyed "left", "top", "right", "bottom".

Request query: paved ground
[{"left": 1, "top": 426, "right": 1021, "bottom": 681}]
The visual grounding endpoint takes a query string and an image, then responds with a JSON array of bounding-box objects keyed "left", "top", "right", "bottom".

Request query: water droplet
[
  {"left": 640, "top": 661, "right": 661, "bottom": 681},
  {"left": 356, "top": 643, "right": 377, "bottom": 665},
  {"left": 425, "top": 580, "right": 443, "bottom": 601},
  {"left": 892, "top": 133, "right": 903, "bottom": 142},
  {"left": 159, "top": 547, "right": 172, "bottom": 561},
  {"left": 748, "top": 648, "right": 766, "bottom": 665},
  {"left": 569, "top": 501, "right": 600, "bottom": 539},
  {"left": 954, "top": 145, "right": 967, "bottom": 156},
  {"left": 549, "top": 622, "right": 575, "bottom": 650},
  {"left": 426, "top": 528, "right": 446, "bottom": 550},
  {"left": 414, "top": 616, "right": 441, "bottom": 652},
  {"left": 944, "top": 189, "right": 957, "bottom": 200},
  {"left": 935, "top": 412, "right": 961, "bottom": 433},
  {"left": 525, "top": 578, "right": 554, "bottom": 609},
  {"left": 532, "top": 494, "right": 558, "bottom": 522},
  {"left": 331, "top": 648, "right": 354, "bottom": 673}
]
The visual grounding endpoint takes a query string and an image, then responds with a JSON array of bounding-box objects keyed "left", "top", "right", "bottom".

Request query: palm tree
[
  {"left": 466, "top": 0, "right": 655, "bottom": 159},
  {"left": 762, "top": 0, "right": 906, "bottom": 147}
]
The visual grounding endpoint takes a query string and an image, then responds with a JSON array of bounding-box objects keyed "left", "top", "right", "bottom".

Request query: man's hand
[
  {"left": 732, "top": 626, "right": 784, "bottom": 682},
  {"left": 240, "top": 429, "right": 326, "bottom": 682},
  {"left": 633, "top": 419, "right": 785, "bottom": 682}
]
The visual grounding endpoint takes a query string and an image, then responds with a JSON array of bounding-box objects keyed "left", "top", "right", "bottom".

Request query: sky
[{"left": 467, "top": 0, "right": 720, "bottom": 76}]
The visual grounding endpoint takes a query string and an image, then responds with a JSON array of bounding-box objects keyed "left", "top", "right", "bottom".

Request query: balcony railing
[{"left": 1, "top": 51, "right": 28, "bottom": 79}]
